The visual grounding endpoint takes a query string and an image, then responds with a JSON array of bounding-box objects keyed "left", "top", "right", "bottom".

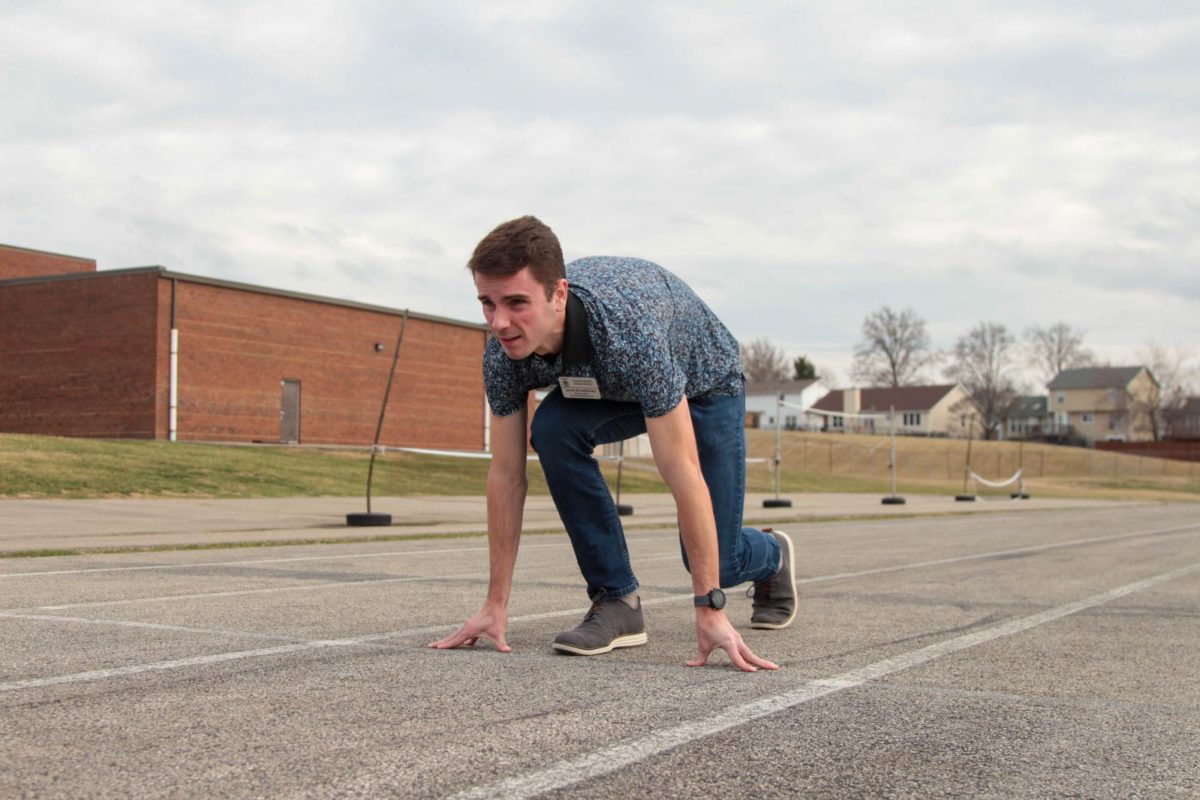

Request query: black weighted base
[
  {"left": 1011, "top": 492, "right": 1031, "bottom": 500},
  {"left": 954, "top": 495, "right": 976, "bottom": 502},
  {"left": 762, "top": 498, "right": 793, "bottom": 508},
  {"left": 346, "top": 512, "right": 393, "bottom": 527},
  {"left": 617, "top": 504, "right": 634, "bottom": 516},
  {"left": 881, "top": 496, "right": 907, "bottom": 505}
]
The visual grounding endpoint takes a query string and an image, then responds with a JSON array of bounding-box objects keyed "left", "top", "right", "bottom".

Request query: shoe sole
[
  {"left": 751, "top": 529, "right": 797, "bottom": 630},
  {"left": 551, "top": 631, "right": 648, "bottom": 656}
]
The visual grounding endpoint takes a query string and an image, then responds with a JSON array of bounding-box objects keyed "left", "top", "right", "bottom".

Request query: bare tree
[
  {"left": 740, "top": 338, "right": 790, "bottom": 383},
  {"left": 1025, "top": 322, "right": 1093, "bottom": 386},
  {"left": 1137, "top": 343, "right": 1198, "bottom": 440},
  {"left": 851, "top": 306, "right": 936, "bottom": 387},
  {"left": 945, "top": 322, "right": 1017, "bottom": 440}
]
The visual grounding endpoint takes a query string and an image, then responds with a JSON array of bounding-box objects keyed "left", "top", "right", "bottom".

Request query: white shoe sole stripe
[{"left": 551, "top": 631, "right": 648, "bottom": 656}]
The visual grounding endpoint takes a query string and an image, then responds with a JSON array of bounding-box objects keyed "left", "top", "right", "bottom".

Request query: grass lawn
[
  {"left": 0, "top": 434, "right": 668, "bottom": 499},
  {"left": 1, "top": 433, "right": 1196, "bottom": 502}
]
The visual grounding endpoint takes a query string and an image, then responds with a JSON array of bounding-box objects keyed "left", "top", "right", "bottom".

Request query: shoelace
[{"left": 746, "top": 584, "right": 769, "bottom": 601}]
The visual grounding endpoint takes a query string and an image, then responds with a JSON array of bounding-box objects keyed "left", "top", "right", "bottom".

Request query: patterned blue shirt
[{"left": 483, "top": 256, "right": 743, "bottom": 417}]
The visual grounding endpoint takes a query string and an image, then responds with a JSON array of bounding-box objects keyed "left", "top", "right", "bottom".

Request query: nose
[{"left": 490, "top": 306, "right": 509, "bottom": 332}]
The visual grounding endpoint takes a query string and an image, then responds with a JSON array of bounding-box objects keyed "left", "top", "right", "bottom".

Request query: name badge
[{"left": 558, "top": 376, "right": 602, "bottom": 399}]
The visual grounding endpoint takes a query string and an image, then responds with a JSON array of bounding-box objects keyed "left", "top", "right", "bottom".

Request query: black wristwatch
[{"left": 693, "top": 588, "right": 726, "bottom": 610}]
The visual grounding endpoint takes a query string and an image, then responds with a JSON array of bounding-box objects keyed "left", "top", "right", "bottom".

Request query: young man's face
[{"left": 474, "top": 267, "right": 567, "bottom": 360}]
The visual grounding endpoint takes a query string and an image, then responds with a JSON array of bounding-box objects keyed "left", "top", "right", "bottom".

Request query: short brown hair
[{"left": 467, "top": 215, "right": 565, "bottom": 298}]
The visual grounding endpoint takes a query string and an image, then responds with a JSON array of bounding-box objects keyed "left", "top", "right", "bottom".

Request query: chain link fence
[{"left": 744, "top": 429, "right": 1200, "bottom": 484}]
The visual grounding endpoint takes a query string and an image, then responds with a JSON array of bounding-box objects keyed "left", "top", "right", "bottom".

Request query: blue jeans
[{"left": 529, "top": 388, "right": 781, "bottom": 601}]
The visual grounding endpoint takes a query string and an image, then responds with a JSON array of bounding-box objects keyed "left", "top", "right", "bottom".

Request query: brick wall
[
  {"left": 163, "top": 279, "right": 487, "bottom": 449},
  {"left": 1, "top": 269, "right": 487, "bottom": 447},
  {"left": 0, "top": 272, "right": 159, "bottom": 437},
  {"left": 0, "top": 245, "right": 96, "bottom": 280}
]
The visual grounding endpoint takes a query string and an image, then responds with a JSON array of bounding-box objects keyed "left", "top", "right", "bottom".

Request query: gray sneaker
[
  {"left": 750, "top": 529, "right": 797, "bottom": 629},
  {"left": 552, "top": 596, "right": 647, "bottom": 656}
]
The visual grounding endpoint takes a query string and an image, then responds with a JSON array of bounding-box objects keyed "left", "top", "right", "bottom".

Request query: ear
[{"left": 554, "top": 278, "right": 569, "bottom": 311}]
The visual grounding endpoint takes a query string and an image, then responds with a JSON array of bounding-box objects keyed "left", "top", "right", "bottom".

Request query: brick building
[{"left": 0, "top": 244, "right": 489, "bottom": 449}]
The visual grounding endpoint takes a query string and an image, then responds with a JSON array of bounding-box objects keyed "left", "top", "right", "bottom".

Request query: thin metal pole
[
  {"left": 615, "top": 440, "right": 625, "bottom": 507},
  {"left": 1016, "top": 439, "right": 1027, "bottom": 498},
  {"left": 365, "top": 310, "right": 409, "bottom": 514},
  {"left": 773, "top": 393, "right": 783, "bottom": 499},
  {"left": 962, "top": 414, "right": 975, "bottom": 494},
  {"left": 1019, "top": 439, "right": 1024, "bottom": 487},
  {"left": 890, "top": 405, "right": 898, "bottom": 497}
]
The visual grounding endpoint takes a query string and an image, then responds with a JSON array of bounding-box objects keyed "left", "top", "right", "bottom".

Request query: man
[{"left": 429, "top": 216, "right": 796, "bottom": 672}]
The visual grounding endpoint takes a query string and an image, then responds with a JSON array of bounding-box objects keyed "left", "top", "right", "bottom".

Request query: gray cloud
[{"left": 1, "top": 0, "right": 1197, "bottom": 383}]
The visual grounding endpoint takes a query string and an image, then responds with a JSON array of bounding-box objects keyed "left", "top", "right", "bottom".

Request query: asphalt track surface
[{"left": 2, "top": 500, "right": 1198, "bottom": 798}]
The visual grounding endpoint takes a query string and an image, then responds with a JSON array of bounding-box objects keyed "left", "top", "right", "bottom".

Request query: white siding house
[{"left": 744, "top": 379, "right": 830, "bottom": 429}]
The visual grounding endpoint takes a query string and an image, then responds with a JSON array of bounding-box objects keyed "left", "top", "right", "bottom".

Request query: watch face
[{"left": 710, "top": 588, "right": 726, "bottom": 609}]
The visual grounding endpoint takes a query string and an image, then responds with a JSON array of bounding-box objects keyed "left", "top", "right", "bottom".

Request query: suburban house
[
  {"left": 744, "top": 379, "right": 828, "bottom": 429},
  {"left": 1001, "top": 395, "right": 1055, "bottom": 440},
  {"left": 808, "top": 384, "right": 976, "bottom": 437},
  {"left": 1046, "top": 366, "right": 1159, "bottom": 443},
  {"left": 1, "top": 243, "right": 489, "bottom": 449},
  {"left": 1164, "top": 397, "right": 1200, "bottom": 441}
]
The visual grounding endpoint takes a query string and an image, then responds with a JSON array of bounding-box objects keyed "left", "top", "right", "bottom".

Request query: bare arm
[
  {"left": 481, "top": 408, "right": 530, "bottom": 608},
  {"left": 428, "top": 407, "right": 529, "bottom": 651},
  {"left": 644, "top": 398, "right": 778, "bottom": 672}
]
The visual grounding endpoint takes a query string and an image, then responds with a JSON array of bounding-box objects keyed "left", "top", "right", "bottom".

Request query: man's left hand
[{"left": 687, "top": 609, "right": 780, "bottom": 672}]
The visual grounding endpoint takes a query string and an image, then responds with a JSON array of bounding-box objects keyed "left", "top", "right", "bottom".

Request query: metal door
[{"left": 280, "top": 379, "right": 301, "bottom": 443}]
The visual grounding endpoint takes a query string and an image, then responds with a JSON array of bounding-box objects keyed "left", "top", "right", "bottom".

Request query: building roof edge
[
  {"left": 0, "top": 242, "right": 96, "bottom": 262},
  {"left": 0, "top": 265, "right": 487, "bottom": 331}
]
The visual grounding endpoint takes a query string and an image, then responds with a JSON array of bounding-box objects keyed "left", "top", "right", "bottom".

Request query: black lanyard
[{"left": 562, "top": 291, "right": 592, "bottom": 370}]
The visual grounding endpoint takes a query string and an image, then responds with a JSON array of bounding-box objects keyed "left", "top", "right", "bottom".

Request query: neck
[{"left": 533, "top": 305, "right": 567, "bottom": 357}]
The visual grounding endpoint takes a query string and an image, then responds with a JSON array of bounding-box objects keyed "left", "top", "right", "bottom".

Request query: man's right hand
[{"left": 427, "top": 604, "right": 512, "bottom": 652}]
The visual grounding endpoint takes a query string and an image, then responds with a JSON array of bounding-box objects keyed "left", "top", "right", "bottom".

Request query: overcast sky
[{"left": 3, "top": 0, "right": 1197, "bottom": 388}]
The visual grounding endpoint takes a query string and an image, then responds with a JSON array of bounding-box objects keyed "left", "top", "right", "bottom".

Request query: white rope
[
  {"left": 374, "top": 446, "right": 541, "bottom": 462},
  {"left": 967, "top": 468, "right": 1023, "bottom": 489},
  {"left": 389, "top": 447, "right": 627, "bottom": 463},
  {"left": 385, "top": 446, "right": 490, "bottom": 459},
  {"left": 375, "top": 446, "right": 767, "bottom": 468},
  {"left": 795, "top": 404, "right": 888, "bottom": 422}
]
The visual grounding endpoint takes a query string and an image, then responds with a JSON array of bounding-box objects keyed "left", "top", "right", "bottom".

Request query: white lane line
[
  {"left": 5, "top": 523, "right": 1198, "bottom": 696},
  {"left": 0, "top": 643, "right": 351, "bottom": 692},
  {"left": 7, "top": 522, "right": 1193, "bottom": 614},
  {"left": 0, "top": 540, "right": 579, "bottom": 578},
  {"left": 0, "top": 504, "right": 1108, "bottom": 579},
  {"left": 448, "top": 561, "right": 1200, "bottom": 800},
  {"left": 798, "top": 523, "right": 1200, "bottom": 585},
  {"left": 0, "top": 612, "right": 302, "bottom": 642},
  {"left": 0, "top": 594, "right": 699, "bottom": 693},
  {"left": 6, "top": 515, "right": 1193, "bottom": 581},
  {"left": 12, "top": 574, "right": 471, "bottom": 613}
]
